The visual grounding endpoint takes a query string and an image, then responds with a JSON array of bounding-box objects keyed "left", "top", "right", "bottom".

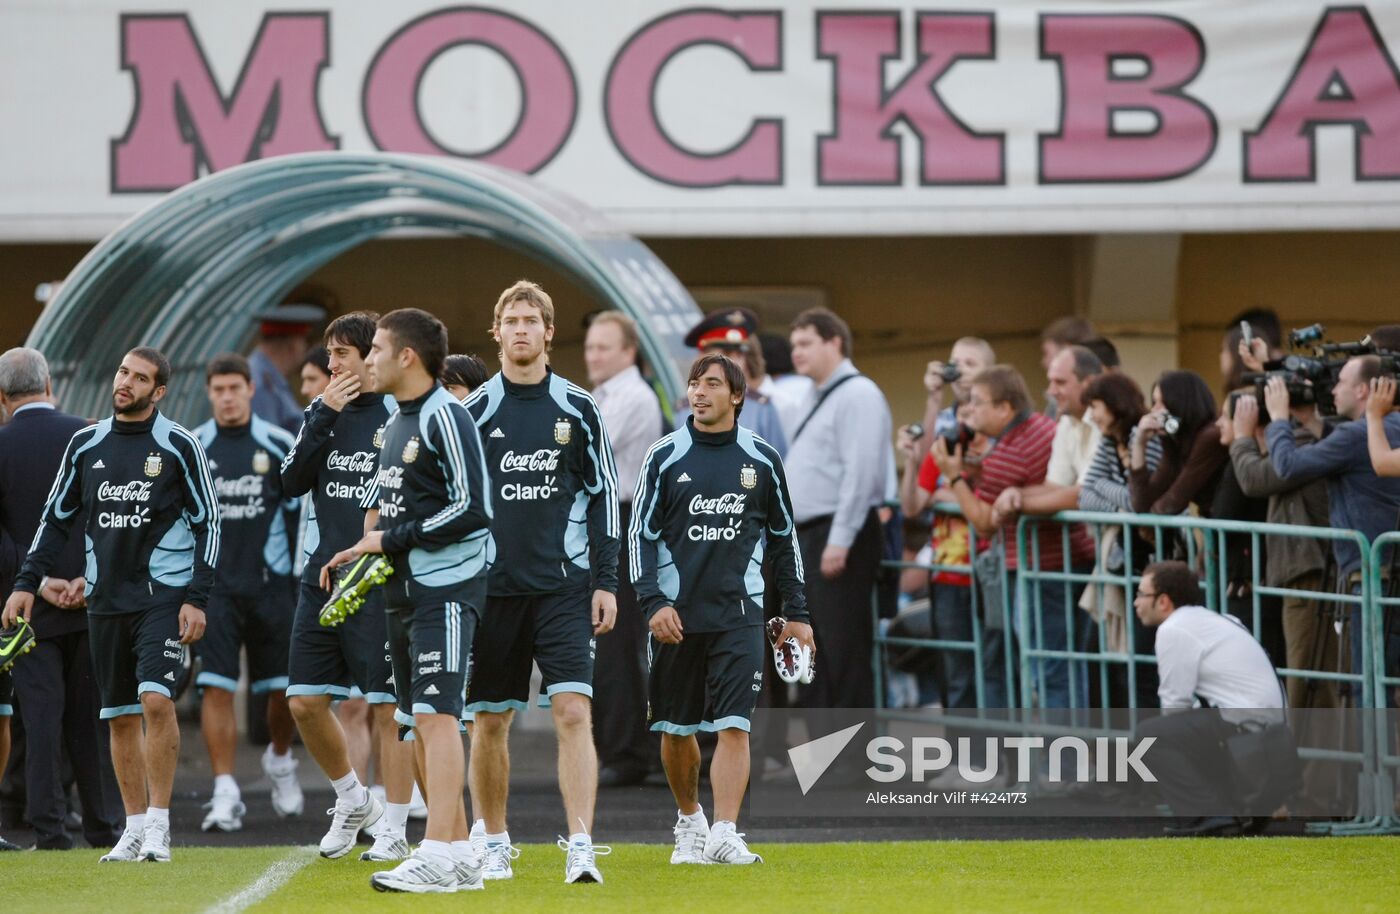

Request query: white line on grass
[{"left": 202, "top": 845, "right": 319, "bottom": 914}]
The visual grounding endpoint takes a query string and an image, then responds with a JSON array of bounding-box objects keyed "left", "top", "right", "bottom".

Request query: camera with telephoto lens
[
  {"left": 1264, "top": 324, "right": 1400, "bottom": 416},
  {"left": 939, "top": 421, "right": 974, "bottom": 453}
]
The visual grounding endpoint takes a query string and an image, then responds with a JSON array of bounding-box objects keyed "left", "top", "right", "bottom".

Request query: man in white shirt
[
  {"left": 992, "top": 345, "right": 1103, "bottom": 521},
  {"left": 585, "top": 311, "right": 663, "bottom": 787},
  {"left": 785, "top": 308, "right": 893, "bottom": 709},
  {"left": 1133, "top": 561, "right": 1286, "bottom": 836}
]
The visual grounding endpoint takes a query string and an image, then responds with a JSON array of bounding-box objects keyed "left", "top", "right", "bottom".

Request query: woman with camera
[{"left": 1130, "top": 371, "right": 1228, "bottom": 517}]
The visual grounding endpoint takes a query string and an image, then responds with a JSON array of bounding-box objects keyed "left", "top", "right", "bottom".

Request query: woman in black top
[{"left": 1129, "top": 370, "right": 1227, "bottom": 517}]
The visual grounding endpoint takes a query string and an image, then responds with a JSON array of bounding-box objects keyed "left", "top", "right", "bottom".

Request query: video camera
[{"left": 1240, "top": 325, "right": 1400, "bottom": 417}]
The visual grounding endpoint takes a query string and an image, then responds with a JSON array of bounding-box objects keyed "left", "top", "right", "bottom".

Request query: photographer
[
  {"left": 1265, "top": 357, "right": 1400, "bottom": 692},
  {"left": 1365, "top": 376, "right": 1400, "bottom": 477},
  {"left": 898, "top": 399, "right": 1003, "bottom": 709},
  {"left": 1227, "top": 391, "right": 1335, "bottom": 710},
  {"left": 933, "top": 365, "right": 1091, "bottom": 708},
  {"left": 913, "top": 337, "right": 996, "bottom": 447},
  {"left": 1132, "top": 561, "right": 1286, "bottom": 837},
  {"left": 1131, "top": 371, "right": 1228, "bottom": 517}
]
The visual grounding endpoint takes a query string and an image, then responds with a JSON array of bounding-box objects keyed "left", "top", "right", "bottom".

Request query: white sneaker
[
  {"left": 671, "top": 812, "right": 710, "bottom": 864},
  {"left": 319, "top": 790, "right": 384, "bottom": 859},
  {"left": 481, "top": 839, "right": 520, "bottom": 880},
  {"left": 262, "top": 748, "right": 304, "bottom": 817},
  {"left": 408, "top": 784, "right": 428, "bottom": 821},
  {"left": 451, "top": 853, "right": 485, "bottom": 892},
  {"left": 703, "top": 827, "right": 762, "bottom": 865},
  {"left": 99, "top": 828, "right": 144, "bottom": 862},
  {"left": 558, "top": 835, "right": 611, "bottom": 884},
  {"left": 140, "top": 819, "right": 172, "bottom": 863},
  {"left": 201, "top": 791, "right": 246, "bottom": 832},
  {"left": 360, "top": 832, "right": 411, "bottom": 862},
  {"left": 469, "top": 820, "right": 487, "bottom": 864},
  {"left": 369, "top": 854, "right": 458, "bottom": 894}
]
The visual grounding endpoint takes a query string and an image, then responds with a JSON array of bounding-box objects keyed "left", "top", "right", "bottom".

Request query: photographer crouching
[{"left": 1132, "top": 561, "right": 1292, "bottom": 837}]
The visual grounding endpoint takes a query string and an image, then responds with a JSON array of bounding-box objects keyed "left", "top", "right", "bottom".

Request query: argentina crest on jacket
[
  {"left": 740, "top": 464, "right": 757, "bottom": 490},
  {"left": 402, "top": 437, "right": 420, "bottom": 464},
  {"left": 252, "top": 449, "right": 271, "bottom": 475},
  {"left": 554, "top": 418, "right": 571, "bottom": 445},
  {"left": 144, "top": 452, "right": 162, "bottom": 477}
]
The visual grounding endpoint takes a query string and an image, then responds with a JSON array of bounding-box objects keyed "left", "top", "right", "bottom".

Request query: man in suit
[{"left": 0, "top": 348, "right": 122, "bottom": 850}]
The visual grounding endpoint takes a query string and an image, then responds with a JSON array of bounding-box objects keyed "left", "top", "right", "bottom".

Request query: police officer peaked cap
[{"left": 684, "top": 308, "right": 759, "bottom": 350}]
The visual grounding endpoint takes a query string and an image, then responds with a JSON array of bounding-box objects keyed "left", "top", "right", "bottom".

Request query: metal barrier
[{"left": 874, "top": 505, "right": 1398, "bottom": 833}]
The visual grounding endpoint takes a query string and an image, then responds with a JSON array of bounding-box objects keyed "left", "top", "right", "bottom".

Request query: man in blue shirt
[
  {"left": 1264, "top": 359, "right": 1400, "bottom": 697},
  {"left": 250, "top": 305, "right": 325, "bottom": 435}
]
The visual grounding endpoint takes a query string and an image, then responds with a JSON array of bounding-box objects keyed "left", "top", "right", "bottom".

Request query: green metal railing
[{"left": 875, "top": 506, "right": 1399, "bottom": 834}]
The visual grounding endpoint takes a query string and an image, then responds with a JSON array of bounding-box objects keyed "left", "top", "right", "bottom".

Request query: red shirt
[
  {"left": 973, "top": 413, "right": 1095, "bottom": 571},
  {"left": 918, "top": 454, "right": 971, "bottom": 587}
]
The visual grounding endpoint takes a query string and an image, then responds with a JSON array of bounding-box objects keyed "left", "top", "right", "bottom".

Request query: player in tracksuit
[
  {"left": 280, "top": 313, "right": 415, "bottom": 862},
  {"left": 192, "top": 353, "right": 303, "bottom": 832},
  {"left": 631, "top": 353, "right": 812, "bottom": 867},
  {"left": 326, "top": 308, "right": 492, "bottom": 893},
  {"left": 462, "top": 280, "right": 620, "bottom": 885},
  {"left": 3, "top": 347, "right": 218, "bottom": 865}
]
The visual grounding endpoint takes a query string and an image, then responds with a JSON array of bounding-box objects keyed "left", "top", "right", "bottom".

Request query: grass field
[{"left": 4, "top": 839, "right": 1398, "bottom": 913}]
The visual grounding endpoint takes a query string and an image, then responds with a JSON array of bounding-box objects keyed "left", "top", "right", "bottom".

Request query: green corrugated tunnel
[{"left": 26, "top": 152, "right": 702, "bottom": 421}]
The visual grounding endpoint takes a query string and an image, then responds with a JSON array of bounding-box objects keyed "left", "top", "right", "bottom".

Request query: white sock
[
  {"left": 125, "top": 814, "right": 146, "bottom": 834},
  {"left": 680, "top": 807, "right": 706, "bottom": 824},
  {"left": 213, "top": 774, "right": 239, "bottom": 796},
  {"left": 419, "top": 839, "right": 454, "bottom": 868},
  {"left": 451, "top": 840, "right": 476, "bottom": 863},
  {"left": 485, "top": 829, "right": 509, "bottom": 846},
  {"left": 384, "top": 802, "right": 411, "bottom": 834},
  {"left": 711, "top": 820, "right": 736, "bottom": 838},
  {"left": 330, "top": 771, "right": 367, "bottom": 805},
  {"left": 264, "top": 745, "right": 293, "bottom": 766},
  {"left": 470, "top": 819, "right": 486, "bottom": 839},
  {"left": 568, "top": 831, "right": 590, "bottom": 846},
  {"left": 146, "top": 807, "right": 170, "bottom": 827}
]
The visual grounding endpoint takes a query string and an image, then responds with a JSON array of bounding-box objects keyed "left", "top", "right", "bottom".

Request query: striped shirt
[
  {"left": 974, "top": 413, "right": 1092, "bottom": 570},
  {"left": 1080, "top": 432, "right": 1163, "bottom": 513}
]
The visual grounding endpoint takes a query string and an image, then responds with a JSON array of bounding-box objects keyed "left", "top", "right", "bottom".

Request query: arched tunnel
[{"left": 25, "top": 152, "right": 703, "bottom": 421}]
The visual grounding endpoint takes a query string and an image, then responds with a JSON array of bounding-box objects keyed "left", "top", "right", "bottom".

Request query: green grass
[{"left": 4, "top": 839, "right": 1398, "bottom": 913}]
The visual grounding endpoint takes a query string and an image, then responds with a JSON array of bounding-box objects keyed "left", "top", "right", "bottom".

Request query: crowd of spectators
[{"left": 893, "top": 308, "right": 1400, "bottom": 719}]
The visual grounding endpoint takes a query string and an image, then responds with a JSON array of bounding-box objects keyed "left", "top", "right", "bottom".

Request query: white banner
[{"left": 3, "top": 0, "right": 1400, "bottom": 239}]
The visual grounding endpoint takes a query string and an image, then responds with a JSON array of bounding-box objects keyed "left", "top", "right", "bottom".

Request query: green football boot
[
  {"left": 0, "top": 618, "right": 36, "bottom": 674},
  {"left": 319, "top": 555, "right": 394, "bottom": 627}
]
